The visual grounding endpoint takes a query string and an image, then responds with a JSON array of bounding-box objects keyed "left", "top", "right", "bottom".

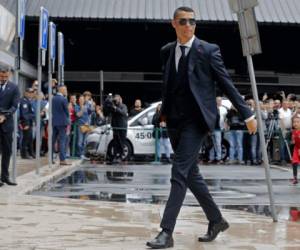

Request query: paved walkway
[{"left": 0, "top": 161, "right": 300, "bottom": 249}]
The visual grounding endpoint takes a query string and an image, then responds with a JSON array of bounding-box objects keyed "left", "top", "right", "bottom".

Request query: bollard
[{"left": 71, "top": 123, "right": 78, "bottom": 158}]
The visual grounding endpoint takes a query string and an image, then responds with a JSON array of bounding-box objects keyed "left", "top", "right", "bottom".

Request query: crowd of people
[
  {"left": 207, "top": 93, "right": 300, "bottom": 184},
  {"left": 0, "top": 67, "right": 148, "bottom": 168},
  {"left": 17, "top": 78, "right": 136, "bottom": 165},
  {"left": 18, "top": 80, "right": 107, "bottom": 162}
]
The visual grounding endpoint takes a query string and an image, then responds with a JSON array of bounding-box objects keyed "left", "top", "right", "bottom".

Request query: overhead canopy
[{"left": 1, "top": 0, "right": 300, "bottom": 24}]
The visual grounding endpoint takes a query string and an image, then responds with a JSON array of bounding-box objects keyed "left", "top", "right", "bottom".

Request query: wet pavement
[
  {"left": 33, "top": 164, "right": 300, "bottom": 210},
  {"left": 1, "top": 161, "right": 300, "bottom": 249},
  {"left": 15, "top": 156, "right": 49, "bottom": 176}
]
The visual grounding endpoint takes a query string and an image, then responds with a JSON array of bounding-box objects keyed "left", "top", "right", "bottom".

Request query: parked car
[{"left": 85, "top": 101, "right": 230, "bottom": 161}]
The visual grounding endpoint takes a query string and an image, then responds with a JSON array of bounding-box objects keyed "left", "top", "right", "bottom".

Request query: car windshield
[{"left": 129, "top": 104, "right": 158, "bottom": 127}]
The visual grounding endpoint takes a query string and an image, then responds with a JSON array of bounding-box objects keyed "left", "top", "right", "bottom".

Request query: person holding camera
[
  {"left": 0, "top": 65, "right": 20, "bottom": 186},
  {"left": 103, "top": 94, "right": 128, "bottom": 163}
]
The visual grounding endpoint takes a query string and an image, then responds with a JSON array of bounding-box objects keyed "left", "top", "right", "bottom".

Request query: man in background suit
[
  {"left": 0, "top": 65, "right": 20, "bottom": 186},
  {"left": 147, "top": 6, "right": 257, "bottom": 249},
  {"left": 52, "top": 85, "right": 71, "bottom": 165}
]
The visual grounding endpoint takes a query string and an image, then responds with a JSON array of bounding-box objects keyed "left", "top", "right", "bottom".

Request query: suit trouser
[
  {"left": 113, "top": 129, "right": 127, "bottom": 159},
  {"left": 52, "top": 125, "right": 67, "bottom": 161},
  {"left": 160, "top": 120, "right": 222, "bottom": 232},
  {"left": 0, "top": 130, "right": 13, "bottom": 180}
]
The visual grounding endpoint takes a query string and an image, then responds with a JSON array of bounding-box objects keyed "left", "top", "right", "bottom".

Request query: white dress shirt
[
  {"left": 175, "top": 35, "right": 195, "bottom": 71},
  {"left": 0, "top": 81, "right": 8, "bottom": 92}
]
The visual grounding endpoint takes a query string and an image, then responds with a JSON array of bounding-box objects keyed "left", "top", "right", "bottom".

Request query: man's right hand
[
  {"left": 246, "top": 118, "right": 257, "bottom": 134},
  {"left": 0, "top": 115, "right": 5, "bottom": 124},
  {"left": 23, "top": 125, "right": 29, "bottom": 130}
]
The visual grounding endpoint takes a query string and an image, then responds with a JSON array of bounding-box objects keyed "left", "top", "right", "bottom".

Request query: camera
[{"left": 270, "top": 109, "right": 279, "bottom": 120}]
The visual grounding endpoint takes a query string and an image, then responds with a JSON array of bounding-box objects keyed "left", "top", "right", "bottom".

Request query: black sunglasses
[{"left": 177, "top": 18, "right": 196, "bottom": 26}]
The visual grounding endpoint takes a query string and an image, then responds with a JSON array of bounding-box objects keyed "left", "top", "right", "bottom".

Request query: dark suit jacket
[
  {"left": 52, "top": 93, "right": 70, "bottom": 127},
  {"left": 0, "top": 81, "right": 20, "bottom": 133},
  {"left": 111, "top": 103, "right": 128, "bottom": 130},
  {"left": 160, "top": 37, "right": 253, "bottom": 131}
]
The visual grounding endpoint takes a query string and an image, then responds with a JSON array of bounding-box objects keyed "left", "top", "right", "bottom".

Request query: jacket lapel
[
  {"left": 164, "top": 42, "right": 176, "bottom": 85},
  {"left": 0, "top": 82, "right": 10, "bottom": 99},
  {"left": 188, "top": 37, "right": 202, "bottom": 77}
]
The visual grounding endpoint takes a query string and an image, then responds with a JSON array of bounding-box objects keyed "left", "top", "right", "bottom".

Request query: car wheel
[{"left": 106, "top": 139, "right": 133, "bottom": 161}]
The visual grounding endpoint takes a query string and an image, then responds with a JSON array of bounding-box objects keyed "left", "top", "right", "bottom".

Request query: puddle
[{"left": 31, "top": 166, "right": 300, "bottom": 221}]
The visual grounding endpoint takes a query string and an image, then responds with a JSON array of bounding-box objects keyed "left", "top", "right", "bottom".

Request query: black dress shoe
[
  {"left": 1, "top": 179, "right": 17, "bottom": 186},
  {"left": 146, "top": 231, "right": 174, "bottom": 249},
  {"left": 198, "top": 218, "right": 229, "bottom": 242}
]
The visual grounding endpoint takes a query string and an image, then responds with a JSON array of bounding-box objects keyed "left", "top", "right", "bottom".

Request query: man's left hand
[{"left": 246, "top": 118, "right": 257, "bottom": 134}]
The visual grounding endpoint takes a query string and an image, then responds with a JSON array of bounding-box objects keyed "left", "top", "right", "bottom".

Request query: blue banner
[
  {"left": 50, "top": 22, "right": 56, "bottom": 60},
  {"left": 58, "top": 32, "right": 64, "bottom": 66},
  {"left": 18, "top": 0, "right": 26, "bottom": 39},
  {"left": 39, "top": 7, "right": 49, "bottom": 50}
]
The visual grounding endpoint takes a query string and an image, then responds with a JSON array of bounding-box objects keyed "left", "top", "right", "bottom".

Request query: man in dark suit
[
  {"left": 0, "top": 65, "right": 20, "bottom": 186},
  {"left": 146, "top": 6, "right": 257, "bottom": 249},
  {"left": 52, "top": 85, "right": 71, "bottom": 165}
]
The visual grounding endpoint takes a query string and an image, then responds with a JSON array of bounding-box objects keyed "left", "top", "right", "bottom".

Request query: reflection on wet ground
[{"left": 32, "top": 164, "right": 300, "bottom": 221}]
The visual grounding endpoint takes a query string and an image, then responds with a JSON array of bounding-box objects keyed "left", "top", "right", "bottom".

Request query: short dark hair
[
  {"left": 25, "top": 87, "right": 34, "bottom": 93},
  {"left": 0, "top": 64, "right": 11, "bottom": 72},
  {"left": 173, "top": 6, "right": 195, "bottom": 19},
  {"left": 83, "top": 91, "right": 92, "bottom": 97},
  {"left": 288, "top": 93, "right": 297, "bottom": 102}
]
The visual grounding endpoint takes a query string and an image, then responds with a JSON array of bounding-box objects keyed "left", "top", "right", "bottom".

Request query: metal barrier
[{"left": 70, "top": 123, "right": 79, "bottom": 158}]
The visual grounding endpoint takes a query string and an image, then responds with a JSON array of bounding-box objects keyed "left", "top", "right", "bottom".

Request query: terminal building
[{"left": 1, "top": 0, "right": 300, "bottom": 105}]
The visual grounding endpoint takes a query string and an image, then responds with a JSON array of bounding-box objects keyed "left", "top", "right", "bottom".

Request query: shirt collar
[
  {"left": 176, "top": 35, "right": 195, "bottom": 49},
  {"left": 0, "top": 80, "right": 8, "bottom": 86},
  {"left": 57, "top": 92, "right": 64, "bottom": 97}
]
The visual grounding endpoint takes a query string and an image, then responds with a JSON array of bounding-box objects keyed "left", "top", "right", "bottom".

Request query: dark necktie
[
  {"left": 0, "top": 84, "right": 3, "bottom": 94},
  {"left": 177, "top": 45, "right": 186, "bottom": 77}
]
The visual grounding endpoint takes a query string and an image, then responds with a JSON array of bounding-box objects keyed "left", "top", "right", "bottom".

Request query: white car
[
  {"left": 85, "top": 100, "right": 230, "bottom": 161},
  {"left": 85, "top": 101, "right": 162, "bottom": 160}
]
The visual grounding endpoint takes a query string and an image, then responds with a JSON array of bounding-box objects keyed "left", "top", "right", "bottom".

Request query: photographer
[{"left": 103, "top": 94, "right": 128, "bottom": 163}]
